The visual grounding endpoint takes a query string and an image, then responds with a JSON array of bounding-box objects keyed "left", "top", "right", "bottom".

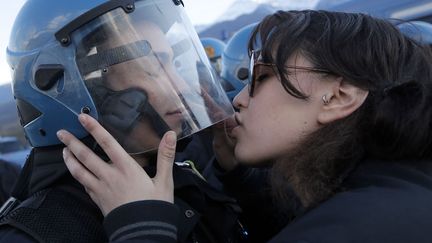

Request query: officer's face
[{"left": 103, "top": 22, "right": 190, "bottom": 152}]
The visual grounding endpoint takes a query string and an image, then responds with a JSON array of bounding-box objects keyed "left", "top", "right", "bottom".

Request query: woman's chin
[{"left": 235, "top": 146, "right": 260, "bottom": 166}]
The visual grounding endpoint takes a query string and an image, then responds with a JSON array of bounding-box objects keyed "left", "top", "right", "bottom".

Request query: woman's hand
[
  {"left": 212, "top": 117, "right": 238, "bottom": 171},
  {"left": 56, "top": 114, "right": 177, "bottom": 216}
]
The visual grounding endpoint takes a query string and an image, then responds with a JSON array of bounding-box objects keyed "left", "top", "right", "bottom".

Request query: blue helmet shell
[
  {"left": 200, "top": 37, "right": 226, "bottom": 59},
  {"left": 397, "top": 21, "right": 432, "bottom": 45},
  {"left": 220, "top": 23, "right": 258, "bottom": 100},
  {"left": 200, "top": 37, "right": 226, "bottom": 75},
  {"left": 7, "top": 0, "right": 112, "bottom": 148}
]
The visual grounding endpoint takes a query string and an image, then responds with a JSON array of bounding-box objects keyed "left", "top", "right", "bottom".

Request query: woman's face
[
  {"left": 230, "top": 54, "right": 330, "bottom": 164},
  {"left": 103, "top": 22, "right": 189, "bottom": 152}
]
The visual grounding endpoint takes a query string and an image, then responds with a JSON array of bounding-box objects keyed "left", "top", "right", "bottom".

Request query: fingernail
[
  {"left": 63, "top": 148, "right": 68, "bottom": 159},
  {"left": 166, "top": 131, "right": 176, "bottom": 146},
  {"left": 57, "top": 130, "right": 65, "bottom": 141},
  {"left": 78, "top": 114, "right": 87, "bottom": 126}
]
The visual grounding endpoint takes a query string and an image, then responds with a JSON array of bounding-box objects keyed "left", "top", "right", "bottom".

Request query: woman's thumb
[{"left": 155, "top": 131, "right": 176, "bottom": 186}]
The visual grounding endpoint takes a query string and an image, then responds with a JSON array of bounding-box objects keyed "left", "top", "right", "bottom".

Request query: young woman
[{"left": 59, "top": 10, "right": 432, "bottom": 242}]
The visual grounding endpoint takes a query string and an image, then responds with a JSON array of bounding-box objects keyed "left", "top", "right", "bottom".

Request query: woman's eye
[
  {"left": 254, "top": 65, "right": 274, "bottom": 82},
  {"left": 256, "top": 73, "right": 269, "bottom": 82}
]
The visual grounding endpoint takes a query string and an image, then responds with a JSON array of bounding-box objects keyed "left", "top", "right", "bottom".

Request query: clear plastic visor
[{"left": 71, "top": 0, "right": 234, "bottom": 153}]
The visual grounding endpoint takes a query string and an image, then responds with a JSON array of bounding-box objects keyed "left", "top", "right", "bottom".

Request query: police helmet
[
  {"left": 397, "top": 21, "right": 432, "bottom": 45},
  {"left": 200, "top": 37, "right": 226, "bottom": 74},
  {"left": 220, "top": 23, "right": 259, "bottom": 100},
  {"left": 7, "top": 0, "right": 234, "bottom": 154}
]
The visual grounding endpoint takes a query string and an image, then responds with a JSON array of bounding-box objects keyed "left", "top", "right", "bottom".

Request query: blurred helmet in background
[
  {"left": 200, "top": 37, "right": 226, "bottom": 75},
  {"left": 220, "top": 23, "right": 259, "bottom": 100},
  {"left": 397, "top": 20, "right": 432, "bottom": 45}
]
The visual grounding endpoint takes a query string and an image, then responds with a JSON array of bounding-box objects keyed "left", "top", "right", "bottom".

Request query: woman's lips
[
  {"left": 223, "top": 115, "right": 240, "bottom": 138},
  {"left": 234, "top": 114, "right": 241, "bottom": 126},
  {"left": 226, "top": 115, "right": 239, "bottom": 130}
]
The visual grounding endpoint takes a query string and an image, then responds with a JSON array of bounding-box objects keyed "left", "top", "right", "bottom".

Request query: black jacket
[
  {"left": 217, "top": 159, "right": 432, "bottom": 243},
  {"left": 0, "top": 147, "right": 243, "bottom": 243},
  {"left": 0, "top": 160, "right": 20, "bottom": 205}
]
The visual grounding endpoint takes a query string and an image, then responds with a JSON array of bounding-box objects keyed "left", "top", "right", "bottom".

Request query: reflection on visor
[{"left": 77, "top": 40, "right": 152, "bottom": 75}]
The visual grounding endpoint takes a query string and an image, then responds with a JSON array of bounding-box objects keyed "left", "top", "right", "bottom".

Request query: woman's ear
[{"left": 317, "top": 77, "right": 369, "bottom": 124}]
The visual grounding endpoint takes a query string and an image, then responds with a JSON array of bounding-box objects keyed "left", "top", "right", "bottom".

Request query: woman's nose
[{"left": 232, "top": 86, "right": 249, "bottom": 109}]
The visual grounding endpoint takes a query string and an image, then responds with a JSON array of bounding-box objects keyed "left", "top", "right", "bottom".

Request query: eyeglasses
[{"left": 248, "top": 50, "right": 333, "bottom": 97}]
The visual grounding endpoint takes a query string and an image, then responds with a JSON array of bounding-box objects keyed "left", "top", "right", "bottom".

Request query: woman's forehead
[{"left": 286, "top": 53, "right": 312, "bottom": 66}]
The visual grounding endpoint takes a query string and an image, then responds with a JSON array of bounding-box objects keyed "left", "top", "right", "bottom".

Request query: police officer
[{"left": 0, "top": 0, "right": 245, "bottom": 242}]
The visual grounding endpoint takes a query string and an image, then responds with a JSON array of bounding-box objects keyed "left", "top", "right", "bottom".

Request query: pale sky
[{"left": 0, "top": 0, "right": 236, "bottom": 85}]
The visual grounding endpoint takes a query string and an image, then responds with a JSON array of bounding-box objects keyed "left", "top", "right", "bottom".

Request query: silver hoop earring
[{"left": 322, "top": 95, "right": 330, "bottom": 105}]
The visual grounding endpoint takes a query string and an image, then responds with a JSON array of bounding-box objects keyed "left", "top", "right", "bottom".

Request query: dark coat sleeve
[{"left": 104, "top": 200, "right": 180, "bottom": 243}]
